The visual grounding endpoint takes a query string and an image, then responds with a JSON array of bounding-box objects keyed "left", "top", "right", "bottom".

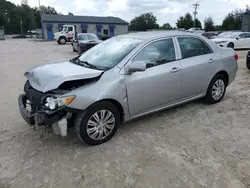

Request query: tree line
[
  {"left": 130, "top": 9, "right": 246, "bottom": 32},
  {"left": 0, "top": 0, "right": 63, "bottom": 34},
  {"left": 0, "top": 0, "right": 248, "bottom": 34}
]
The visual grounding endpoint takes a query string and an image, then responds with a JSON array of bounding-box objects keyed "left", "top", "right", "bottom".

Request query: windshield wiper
[{"left": 75, "top": 59, "right": 98, "bottom": 69}]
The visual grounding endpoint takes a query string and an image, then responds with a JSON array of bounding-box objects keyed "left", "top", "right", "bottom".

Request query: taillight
[{"left": 234, "top": 53, "right": 238, "bottom": 60}]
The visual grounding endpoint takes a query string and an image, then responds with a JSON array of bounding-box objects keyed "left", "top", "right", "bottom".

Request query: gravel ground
[{"left": 1, "top": 39, "right": 250, "bottom": 188}]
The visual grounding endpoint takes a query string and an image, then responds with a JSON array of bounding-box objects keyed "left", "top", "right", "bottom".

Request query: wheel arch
[
  {"left": 90, "top": 99, "right": 125, "bottom": 123},
  {"left": 215, "top": 70, "right": 229, "bottom": 86}
]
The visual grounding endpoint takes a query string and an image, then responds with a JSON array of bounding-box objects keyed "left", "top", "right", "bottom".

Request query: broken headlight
[{"left": 45, "top": 95, "right": 75, "bottom": 110}]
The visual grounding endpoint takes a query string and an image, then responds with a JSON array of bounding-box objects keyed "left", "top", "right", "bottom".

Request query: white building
[{"left": 41, "top": 14, "right": 129, "bottom": 40}]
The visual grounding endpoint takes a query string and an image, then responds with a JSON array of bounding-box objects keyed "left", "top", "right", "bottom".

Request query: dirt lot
[{"left": 0, "top": 39, "right": 250, "bottom": 188}]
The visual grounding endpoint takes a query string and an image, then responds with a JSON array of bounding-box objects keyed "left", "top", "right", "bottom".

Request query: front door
[
  {"left": 47, "top": 27, "right": 53, "bottom": 40},
  {"left": 176, "top": 36, "right": 218, "bottom": 99},
  {"left": 125, "top": 38, "right": 182, "bottom": 116},
  {"left": 66, "top": 26, "right": 74, "bottom": 41},
  {"left": 234, "top": 33, "right": 246, "bottom": 48}
]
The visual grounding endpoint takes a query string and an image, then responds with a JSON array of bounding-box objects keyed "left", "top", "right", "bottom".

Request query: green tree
[
  {"left": 194, "top": 19, "right": 202, "bottom": 29},
  {"left": 204, "top": 16, "right": 215, "bottom": 31},
  {"left": 222, "top": 9, "right": 243, "bottom": 30},
  {"left": 33, "top": 5, "right": 61, "bottom": 29},
  {"left": 0, "top": 0, "right": 61, "bottom": 33},
  {"left": 214, "top": 25, "right": 222, "bottom": 31},
  {"left": 39, "top": 5, "right": 58, "bottom": 14},
  {"left": 129, "top": 12, "right": 159, "bottom": 31},
  {"left": 161, "top": 23, "right": 172, "bottom": 30},
  {"left": 176, "top": 13, "right": 201, "bottom": 29}
]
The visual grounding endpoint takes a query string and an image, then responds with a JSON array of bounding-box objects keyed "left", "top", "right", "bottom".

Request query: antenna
[{"left": 193, "top": 2, "right": 200, "bottom": 28}]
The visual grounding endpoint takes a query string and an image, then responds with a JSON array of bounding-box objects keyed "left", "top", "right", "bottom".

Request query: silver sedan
[{"left": 19, "top": 31, "right": 238, "bottom": 145}]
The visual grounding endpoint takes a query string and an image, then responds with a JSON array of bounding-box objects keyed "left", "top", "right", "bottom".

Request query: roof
[
  {"left": 118, "top": 31, "right": 195, "bottom": 40},
  {"left": 41, "top": 14, "right": 128, "bottom": 25}
]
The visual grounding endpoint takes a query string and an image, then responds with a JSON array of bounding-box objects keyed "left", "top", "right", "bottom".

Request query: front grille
[{"left": 24, "top": 81, "right": 46, "bottom": 109}]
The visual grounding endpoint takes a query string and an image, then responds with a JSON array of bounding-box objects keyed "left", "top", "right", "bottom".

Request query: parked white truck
[{"left": 54, "top": 25, "right": 76, "bottom": 44}]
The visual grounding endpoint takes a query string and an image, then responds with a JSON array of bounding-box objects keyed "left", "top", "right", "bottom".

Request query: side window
[
  {"left": 203, "top": 42, "right": 212, "bottom": 54},
  {"left": 238, "top": 33, "right": 246, "bottom": 38},
  {"left": 68, "top": 27, "right": 73, "bottom": 32},
  {"left": 177, "top": 37, "right": 211, "bottom": 59},
  {"left": 245, "top": 33, "right": 250, "bottom": 38},
  {"left": 132, "top": 38, "right": 176, "bottom": 68}
]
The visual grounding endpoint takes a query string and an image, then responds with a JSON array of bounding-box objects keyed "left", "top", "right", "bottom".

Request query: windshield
[
  {"left": 78, "top": 34, "right": 88, "bottom": 40},
  {"left": 78, "top": 37, "right": 142, "bottom": 70},
  {"left": 217, "top": 32, "right": 240, "bottom": 38},
  {"left": 62, "top": 26, "right": 67, "bottom": 32}
]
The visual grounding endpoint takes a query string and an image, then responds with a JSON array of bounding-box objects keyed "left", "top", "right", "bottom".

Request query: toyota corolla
[{"left": 18, "top": 31, "right": 238, "bottom": 145}]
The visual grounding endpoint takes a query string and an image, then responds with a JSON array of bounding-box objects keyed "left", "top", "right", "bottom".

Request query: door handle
[
  {"left": 170, "top": 67, "right": 180, "bottom": 73},
  {"left": 208, "top": 59, "right": 215, "bottom": 63}
]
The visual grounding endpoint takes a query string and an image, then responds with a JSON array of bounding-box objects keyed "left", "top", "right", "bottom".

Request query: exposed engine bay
[{"left": 19, "top": 75, "right": 101, "bottom": 128}]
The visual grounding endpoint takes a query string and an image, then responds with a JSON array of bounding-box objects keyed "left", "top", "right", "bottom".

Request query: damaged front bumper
[
  {"left": 18, "top": 94, "right": 66, "bottom": 126},
  {"left": 18, "top": 93, "right": 68, "bottom": 136}
]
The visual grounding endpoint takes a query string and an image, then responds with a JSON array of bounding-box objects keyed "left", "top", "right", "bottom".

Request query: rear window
[
  {"left": 78, "top": 35, "right": 88, "bottom": 40},
  {"left": 177, "top": 37, "right": 212, "bottom": 59}
]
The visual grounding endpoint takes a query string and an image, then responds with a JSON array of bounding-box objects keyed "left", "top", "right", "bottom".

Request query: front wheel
[
  {"left": 58, "top": 37, "right": 66, "bottom": 45},
  {"left": 204, "top": 74, "right": 226, "bottom": 104},
  {"left": 227, "top": 42, "right": 234, "bottom": 49},
  {"left": 74, "top": 101, "right": 120, "bottom": 145}
]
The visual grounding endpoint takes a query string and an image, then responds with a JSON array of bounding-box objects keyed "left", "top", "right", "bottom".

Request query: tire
[
  {"left": 227, "top": 42, "right": 234, "bottom": 49},
  {"left": 74, "top": 101, "right": 120, "bottom": 145},
  {"left": 204, "top": 74, "right": 227, "bottom": 104},
  {"left": 77, "top": 46, "right": 82, "bottom": 55},
  {"left": 58, "top": 37, "right": 66, "bottom": 45},
  {"left": 246, "top": 51, "right": 250, "bottom": 70}
]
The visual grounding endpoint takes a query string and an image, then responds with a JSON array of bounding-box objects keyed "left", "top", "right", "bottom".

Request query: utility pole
[
  {"left": 193, "top": 2, "right": 200, "bottom": 28},
  {"left": 38, "top": 0, "right": 41, "bottom": 11},
  {"left": 20, "top": 19, "right": 23, "bottom": 35}
]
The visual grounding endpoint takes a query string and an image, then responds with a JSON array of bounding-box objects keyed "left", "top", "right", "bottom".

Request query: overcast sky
[{"left": 10, "top": 0, "right": 249, "bottom": 26}]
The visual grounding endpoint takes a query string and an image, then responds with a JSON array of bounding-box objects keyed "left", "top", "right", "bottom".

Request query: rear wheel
[
  {"left": 204, "top": 74, "right": 226, "bottom": 104},
  {"left": 227, "top": 42, "right": 234, "bottom": 49},
  {"left": 246, "top": 51, "right": 250, "bottom": 70},
  {"left": 74, "top": 101, "right": 120, "bottom": 145}
]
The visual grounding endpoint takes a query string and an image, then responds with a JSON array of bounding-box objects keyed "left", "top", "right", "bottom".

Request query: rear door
[
  {"left": 244, "top": 32, "right": 250, "bottom": 48},
  {"left": 176, "top": 36, "right": 218, "bottom": 100}
]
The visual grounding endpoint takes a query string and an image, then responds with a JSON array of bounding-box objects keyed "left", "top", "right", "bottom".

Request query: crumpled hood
[{"left": 25, "top": 60, "right": 103, "bottom": 93}]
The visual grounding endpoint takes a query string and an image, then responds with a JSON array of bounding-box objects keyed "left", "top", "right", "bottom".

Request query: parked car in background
[
  {"left": 202, "top": 31, "right": 220, "bottom": 39},
  {"left": 18, "top": 31, "right": 238, "bottom": 145},
  {"left": 211, "top": 31, "right": 250, "bottom": 49},
  {"left": 72, "top": 33, "right": 102, "bottom": 54},
  {"left": 186, "top": 28, "right": 205, "bottom": 33}
]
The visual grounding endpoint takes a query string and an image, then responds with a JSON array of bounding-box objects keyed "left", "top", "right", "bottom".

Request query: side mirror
[
  {"left": 236, "top": 37, "right": 239, "bottom": 40},
  {"left": 127, "top": 61, "right": 146, "bottom": 73}
]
